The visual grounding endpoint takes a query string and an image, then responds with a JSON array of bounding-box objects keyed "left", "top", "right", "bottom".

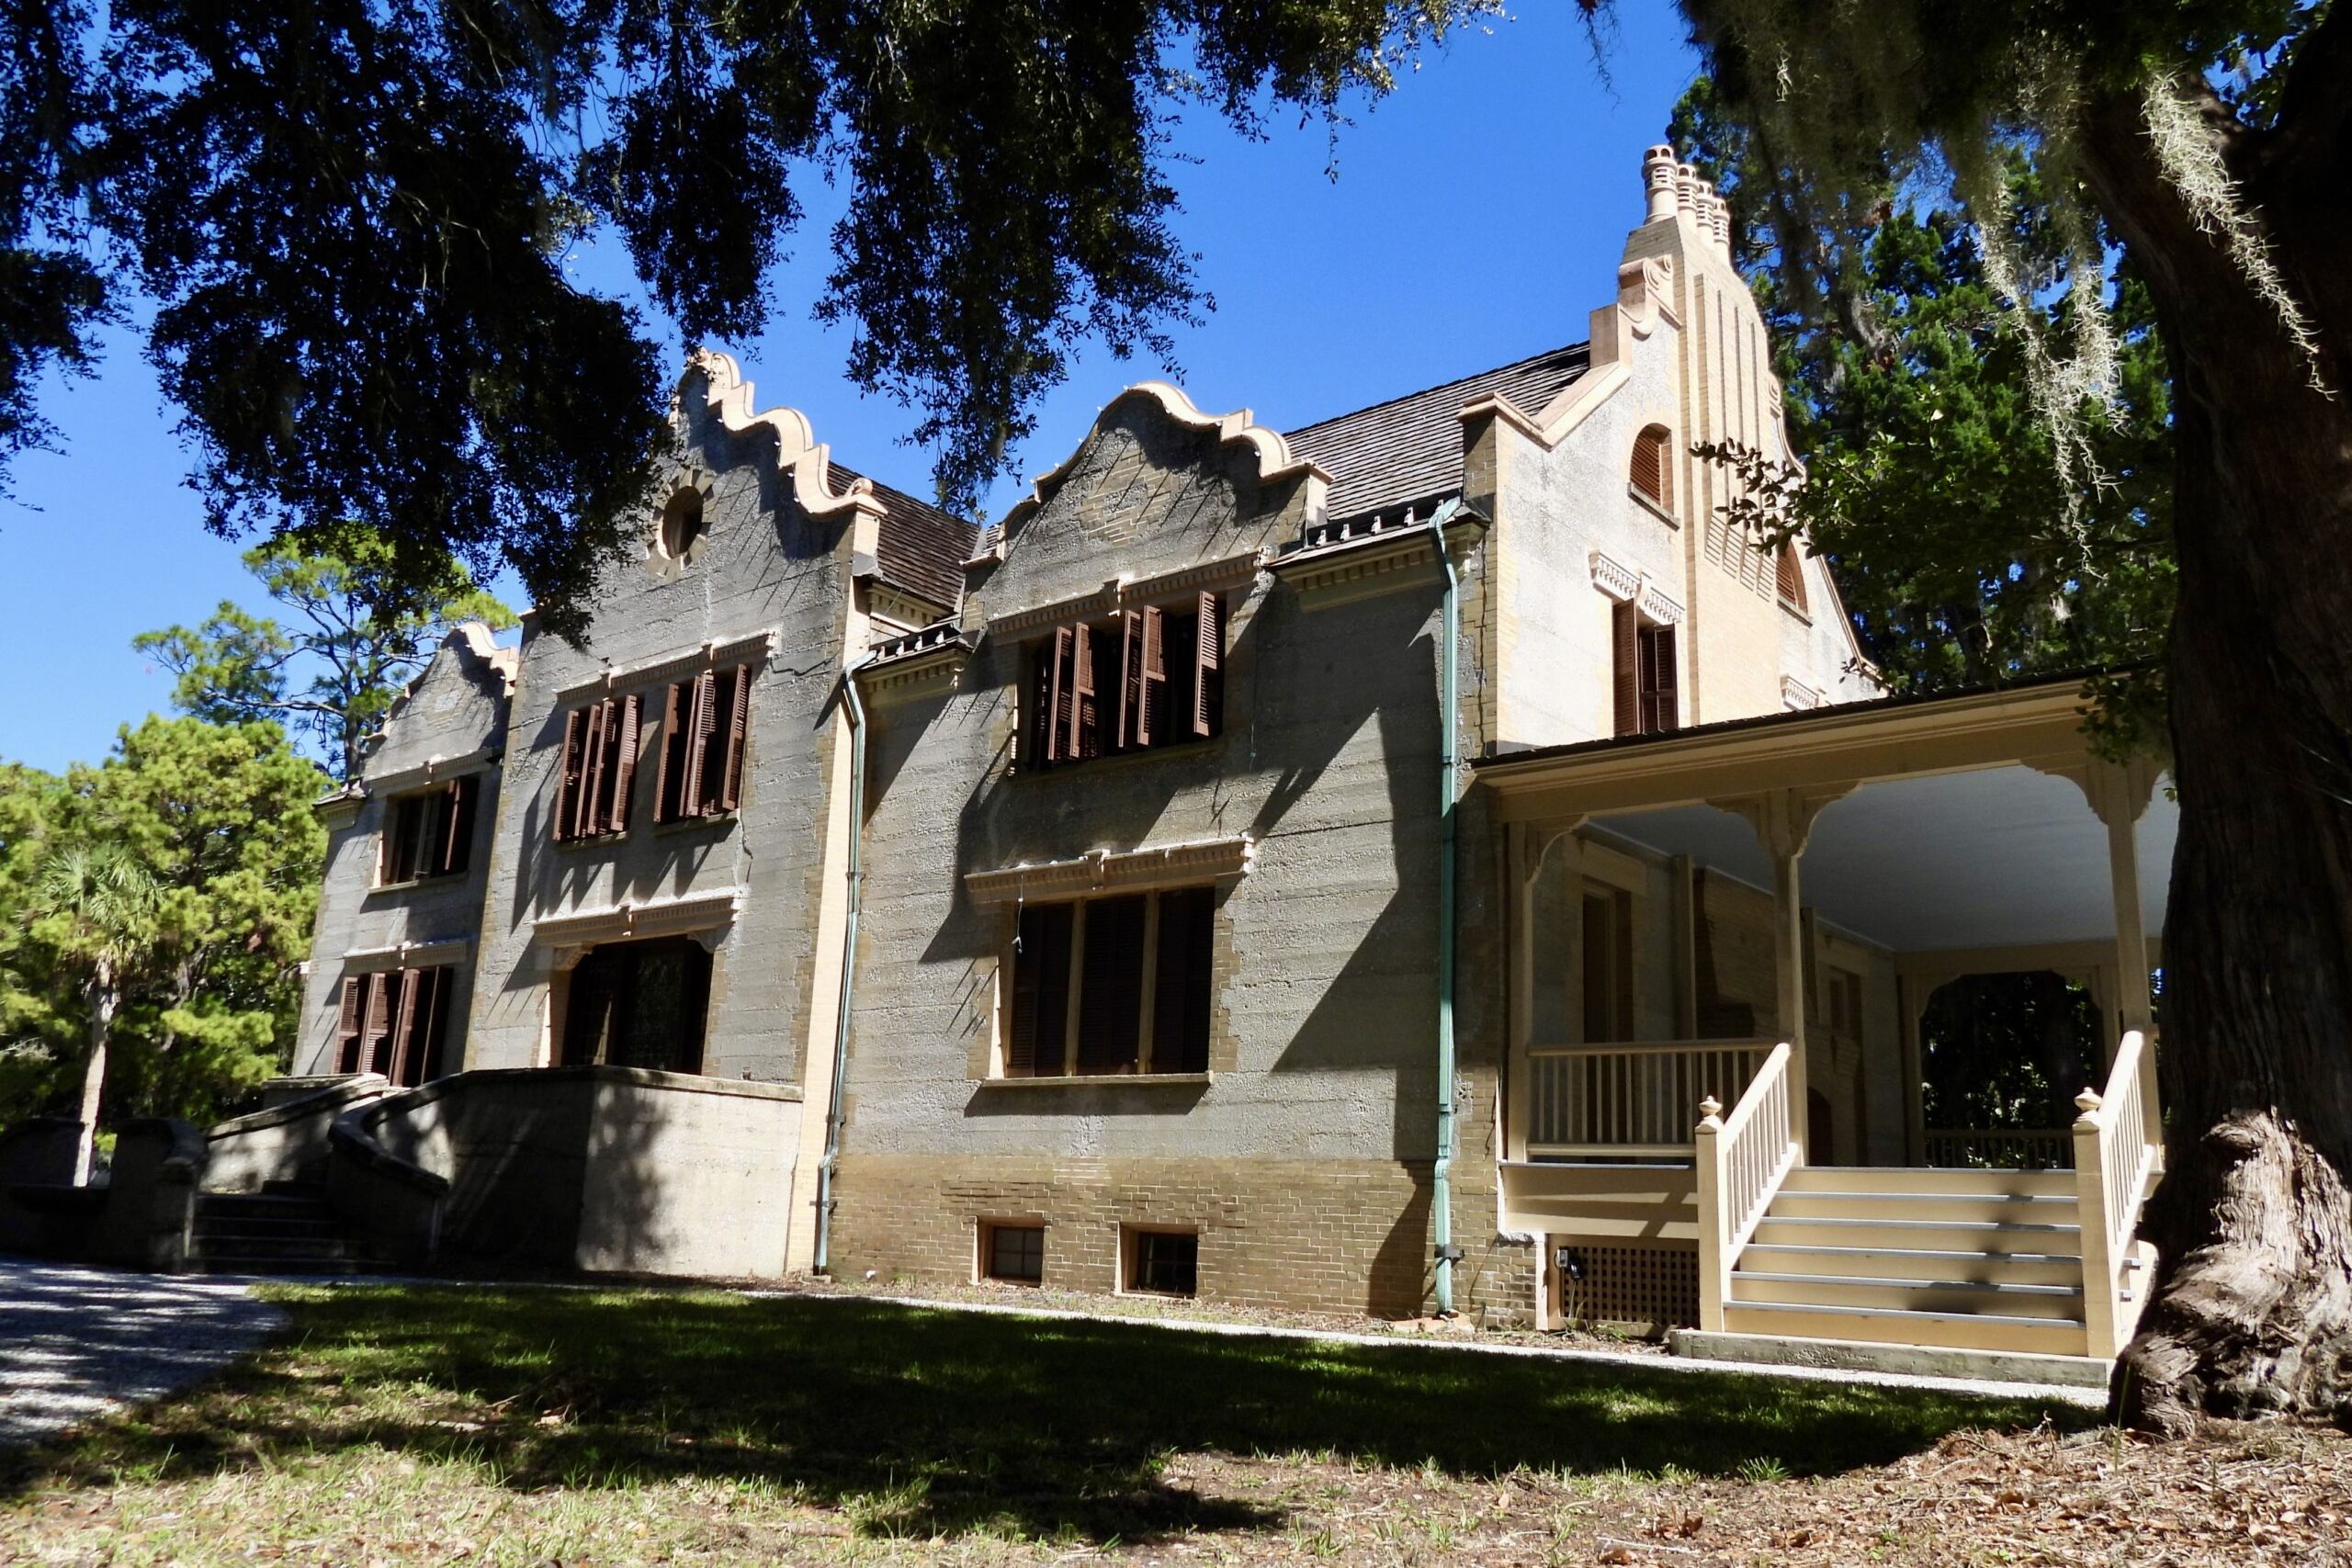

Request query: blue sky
[{"left": 0, "top": 5, "right": 1702, "bottom": 774}]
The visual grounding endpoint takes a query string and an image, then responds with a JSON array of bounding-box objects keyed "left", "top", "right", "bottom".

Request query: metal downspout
[
  {"left": 813, "top": 657, "right": 871, "bottom": 1273},
  {"left": 1430, "top": 506, "right": 1462, "bottom": 1316}
]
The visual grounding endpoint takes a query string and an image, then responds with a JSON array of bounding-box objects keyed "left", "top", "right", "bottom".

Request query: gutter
[
  {"left": 1429, "top": 501, "right": 1464, "bottom": 1315},
  {"left": 812, "top": 655, "right": 873, "bottom": 1273}
]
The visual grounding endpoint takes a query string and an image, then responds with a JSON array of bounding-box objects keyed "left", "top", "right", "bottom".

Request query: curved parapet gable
[
  {"left": 683, "top": 349, "right": 886, "bottom": 527},
  {"left": 357, "top": 619, "right": 516, "bottom": 781},
  {"left": 996, "top": 380, "right": 1330, "bottom": 545}
]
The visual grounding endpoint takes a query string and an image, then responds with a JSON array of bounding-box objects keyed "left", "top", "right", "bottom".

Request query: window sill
[
  {"left": 1777, "top": 596, "right": 1813, "bottom": 626},
  {"left": 551, "top": 831, "right": 629, "bottom": 852},
  {"left": 368, "top": 874, "right": 468, "bottom": 895},
  {"left": 978, "top": 1072, "right": 1211, "bottom": 1089},
  {"left": 653, "top": 810, "right": 738, "bottom": 837},
  {"left": 1012, "top": 734, "right": 1225, "bottom": 782},
  {"left": 1626, "top": 485, "right": 1679, "bottom": 527}
]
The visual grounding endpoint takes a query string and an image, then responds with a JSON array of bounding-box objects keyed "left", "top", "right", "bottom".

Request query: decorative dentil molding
[
  {"left": 965, "top": 836, "right": 1255, "bottom": 905},
  {"left": 985, "top": 548, "right": 1270, "bottom": 640},
  {"left": 1588, "top": 549, "right": 1685, "bottom": 625}
]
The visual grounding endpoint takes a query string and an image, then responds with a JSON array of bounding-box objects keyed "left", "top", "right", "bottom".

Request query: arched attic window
[
  {"left": 1776, "top": 539, "right": 1809, "bottom": 613},
  {"left": 1630, "top": 425, "right": 1673, "bottom": 510}
]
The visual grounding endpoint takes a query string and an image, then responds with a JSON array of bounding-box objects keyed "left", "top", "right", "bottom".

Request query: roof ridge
[{"left": 1283, "top": 341, "right": 1591, "bottom": 438}]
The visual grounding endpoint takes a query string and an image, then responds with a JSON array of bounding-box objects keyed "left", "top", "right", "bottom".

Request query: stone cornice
[
  {"left": 532, "top": 886, "right": 744, "bottom": 953},
  {"left": 555, "top": 628, "right": 778, "bottom": 705},
  {"left": 859, "top": 625, "right": 976, "bottom": 703},
  {"left": 965, "top": 836, "right": 1254, "bottom": 905},
  {"left": 985, "top": 549, "right": 1268, "bottom": 640},
  {"left": 337, "top": 937, "right": 472, "bottom": 974}
]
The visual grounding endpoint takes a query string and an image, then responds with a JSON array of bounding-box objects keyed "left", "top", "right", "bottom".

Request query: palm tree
[{"left": 33, "top": 844, "right": 162, "bottom": 1185}]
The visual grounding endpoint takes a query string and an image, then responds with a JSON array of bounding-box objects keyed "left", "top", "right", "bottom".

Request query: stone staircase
[
  {"left": 187, "top": 1178, "right": 392, "bottom": 1276},
  {"left": 1720, "top": 1166, "right": 2110, "bottom": 1359}
]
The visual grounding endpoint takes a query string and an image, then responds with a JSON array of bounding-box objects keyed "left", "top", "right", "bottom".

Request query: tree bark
[
  {"left": 2075, "top": 66, "right": 2352, "bottom": 1432},
  {"left": 71, "top": 959, "right": 119, "bottom": 1188}
]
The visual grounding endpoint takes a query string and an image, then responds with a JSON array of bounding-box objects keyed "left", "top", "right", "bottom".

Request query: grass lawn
[{"left": 5, "top": 1283, "right": 2335, "bottom": 1565}]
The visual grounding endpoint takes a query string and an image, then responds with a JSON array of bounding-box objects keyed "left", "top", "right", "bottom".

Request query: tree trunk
[
  {"left": 2075, "top": 73, "right": 2352, "bottom": 1433},
  {"left": 72, "top": 960, "right": 119, "bottom": 1188}
]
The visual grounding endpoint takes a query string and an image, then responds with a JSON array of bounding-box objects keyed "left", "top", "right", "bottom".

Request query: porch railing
[
  {"left": 1526, "top": 1041, "right": 1774, "bottom": 1159},
  {"left": 2073, "top": 1028, "right": 2165, "bottom": 1358},
  {"left": 1693, "top": 1041, "right": 1799, "bottom": 1332},
  {"left": 1925, "top": 1126, "right": 2073, "bottom": 1170}
]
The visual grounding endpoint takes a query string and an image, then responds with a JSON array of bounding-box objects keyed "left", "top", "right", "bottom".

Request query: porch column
[
  {"left": 1896, "top": 973, "right": 1926, "bottom": 1165},
  {"left": 1724, "top": 789, "right": 1838, "bottom": 1161},
  {"left": 2085, "top": 758, "right": 2161, "bottom": 1043}
]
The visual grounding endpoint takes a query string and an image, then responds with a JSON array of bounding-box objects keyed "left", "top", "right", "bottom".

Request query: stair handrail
[
  {"left": 2072, "top": 1027, "right": 2163, "bottom": 1358},
  {"left": 1693, "top": 1040, "right": 1800, "bottom": 1333}
]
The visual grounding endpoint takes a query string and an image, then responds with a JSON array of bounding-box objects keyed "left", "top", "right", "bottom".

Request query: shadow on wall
[
  {"left": 335, "top": 1067, "right": 801, "bottom": 1279},
  {"left": 0, "top": 1287, "right": 2091, "bottom": 1542}
]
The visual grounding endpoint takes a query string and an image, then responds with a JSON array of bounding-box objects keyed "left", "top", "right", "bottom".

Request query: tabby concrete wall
[
  {"left": 463, "top": 366, "right": 856, "bottom": 1090},
  {"left": 295, "top": 630, "right": 509, "bottom": 1076},
  {"left": 833, "top": 392, "right": 1489, "bottom": 1317}
]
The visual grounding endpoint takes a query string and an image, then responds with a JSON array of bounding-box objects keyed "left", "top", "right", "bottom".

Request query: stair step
[
  {"left": 1738, "top": 1244, "right": 2086, "bottom": 1287},
  {"left": 1730, "top": 1272, "right": 2086, "bottom": 1319},
  {"left": 187, "top": 1235, "right": 386, "bottom": 1263},
  {"left": 189, "top": 1254, "right": 390, "bottom": 1277},
  {"left": 1750, "top": 1215, "right": 2081, "bottom": 1256},
  {"left": 197, "top": 1192, "right": 336, "bottom": 1218},
  {"left": 1780, "top": 1166, "right": 2075, "bottom": 1199},
  {"left": 1769, "top": 1190, "right": 2076, "bottom": 1224},
  {"left": 191, "top": 1215, "right": 345, "bottom": 1240},
  {"left": 1723, "top": 1300, "right": 2088, "bottom": 1357}
]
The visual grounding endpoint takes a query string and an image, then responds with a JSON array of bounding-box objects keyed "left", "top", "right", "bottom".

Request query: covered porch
[{"left": 1473, "top": 680, "right": 2170, "bottom": 1382}]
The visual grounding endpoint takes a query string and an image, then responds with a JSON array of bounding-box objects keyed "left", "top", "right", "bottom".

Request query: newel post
[
  {"left": 1694, "top": 1095, "right": 1728, "bottom": 1333},
  {"left": 2072, "top": 1089, "right": 2120, "bottom": 1359}
]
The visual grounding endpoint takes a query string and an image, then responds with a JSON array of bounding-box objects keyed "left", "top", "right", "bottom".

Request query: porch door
[{"left": 561, "top": 937, "right": 714, "bottom": 1073}]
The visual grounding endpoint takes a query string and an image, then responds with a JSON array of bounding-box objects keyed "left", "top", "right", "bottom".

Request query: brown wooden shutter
[
  {"left": 1151, "top": 886, "right": 1215, "bottom": 1074},
  {"left": 1117, "top": 610, "right": 1143, "bottom": 751},
  {"left": 717, "top": 666, "right": 752, "bottom": 810},
  {"left": 1077, "top": 894, "right": 1148, "bottom": 1074},
  {"left": 387, "top": 966, "right": 424, "bottom": 1086},
  {"left": 605, "top": 693, "right": 641, "bottom": 833},
  {"left": 1776, "top": 542, "right": 1808, "bottom": 610},
  {"left": 335, "top": 976, "right": 366, "bottom": 1073},
  {"left": 656, "top": 680, "right": 687, "bottom": 821},
  {"left": 1611, "top": 600, "right": 1641, "bottom": 736},
  {"left": 1138, "top": 606, "right": 1166, "bottom": 747},
  {"left": 552, "top": 709, "right": 585, "bottom": 841},
  {"left": 360, "top": 971, "right": 396, "bottom": 1076},
  {"left": 1026, "top": 638, "right": 1054, "bottom": 766},
  {"left": 414, "top": 965, "right": 451, "bottom": 1083},
  {"left": 682, "top": 670, "right": 716, "bottom": 816},
  {"left": 1638, "top": 622, "right": 1679, "bottom": 733},
  {"left": 440, "top": 775, "right": 475, "bottom": 875},
  {"left": 1044, "top": 626, "right": 1073, "bottom": 764},
  {"left": 1192, "top": 592, "right": 1224, "bottom": 738},
  {"left": 579, "top": 699, "right": 613, "bottom": 840},
  {"left": 1069, "top": 622, "right": 1100, "bottom": 760},
  {"left": 1632, "top": 426, "right": 1665, "bottom": 505},
  {"left": 1008, "top": 903, "right": 1072, "bottom": 1077}
]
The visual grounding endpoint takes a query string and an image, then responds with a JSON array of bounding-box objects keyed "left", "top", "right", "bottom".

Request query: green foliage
[
  {"left": 1671, "top": 84, "right": 2176, "bottom": 747},
  {"left": 1918, "top": 973, "right": 2103, "bottom": 1134},
  {"left": 135, "top": 533, "right": 514, "bottom": 780},
  {"left": 0, "top": 717, "right": 324, "bottom": 1130},
  {"left": 8, "top": 0, "right": 1488, "bottom": 634}
]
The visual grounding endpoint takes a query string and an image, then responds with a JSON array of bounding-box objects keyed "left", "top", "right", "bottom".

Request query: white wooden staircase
[{"left": 1679, "top": 1031, "right": 2164, "bottom": 1383}]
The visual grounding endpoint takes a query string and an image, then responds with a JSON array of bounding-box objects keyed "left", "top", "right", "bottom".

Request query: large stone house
[{"left": 247, "top": 147, "right": 2170, "bottom": 1384}]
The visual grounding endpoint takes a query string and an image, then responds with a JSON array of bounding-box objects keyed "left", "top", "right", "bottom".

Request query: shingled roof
[
  {"left": 1283, "top": 343, "right": 1590, "bottom": 521},
  {"left": 832, "top": 466, "right": 981, "bottom": 612}
]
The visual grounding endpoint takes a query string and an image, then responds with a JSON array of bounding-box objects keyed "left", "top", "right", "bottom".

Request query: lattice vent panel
[{"left": 1557, "top": 1243, "right": 1699, "bottom": 1332}]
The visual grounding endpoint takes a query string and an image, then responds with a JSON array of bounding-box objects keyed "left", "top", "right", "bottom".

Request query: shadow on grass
[{"left": 4, "top": 1286, "right": 2093, "bottom": 1544}]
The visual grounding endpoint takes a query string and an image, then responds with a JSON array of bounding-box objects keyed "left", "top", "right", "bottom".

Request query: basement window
[
  {"left": 981, "top": 1223, "right": 1045, "bottom": 1286},
  {"left": 1124, "top": 1227, "right": 1198, "bottom": 1297},
  {"left": 1003, "top": 886, "right": 1214, "bottom": 1077},
  {"left": 1023, "top": 592, "right": 1224, "bottom": 769}
]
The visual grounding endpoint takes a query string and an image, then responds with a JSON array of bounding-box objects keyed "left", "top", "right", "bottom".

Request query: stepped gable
[
  {"left": 1283, "top": 342, "right": 1590, "bottom": 521},
  {"left": 831, "top": 466, "right": 981, "bottom": 613}
]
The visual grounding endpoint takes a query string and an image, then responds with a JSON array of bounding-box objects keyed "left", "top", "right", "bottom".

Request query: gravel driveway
[{"left": 0, "top": 1258, "right": 285, "bottom": 1451}]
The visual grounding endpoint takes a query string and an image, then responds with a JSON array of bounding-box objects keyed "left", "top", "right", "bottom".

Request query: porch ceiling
[{"left": 1594, "top": 762, "right": 2177, "bottom": 954}]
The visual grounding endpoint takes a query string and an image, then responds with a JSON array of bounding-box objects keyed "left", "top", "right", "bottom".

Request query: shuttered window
[
  {"left": 554, "top": 696, "right": 641, "bottom": 842},
  {"left": 1630, "top": 424, "right": 1673, "bottom": 508},
  {"left": 334, "top": 966, "right": 454, "bottom": 1087},
  {"left": 1611, "top": 605, "right": 1679, "bottom": 738},
  {"left": 1024, "top": 595, "right": 1223, "bottom": 769},
  {"left": 655, "top": 666, "right": 753, "bottom": 822},
  {"left": 1003, "top": 885, "right": 1216, "bottom": 1077},
  {"left": 1775, "top": 541, "right": 1809, "bottom": 612},
  {"left": 560, "top": 936, "right": 713, "bottom": 1074},
  {"left": 377, "top": 774, "right": 479, "bottom": 884}
]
